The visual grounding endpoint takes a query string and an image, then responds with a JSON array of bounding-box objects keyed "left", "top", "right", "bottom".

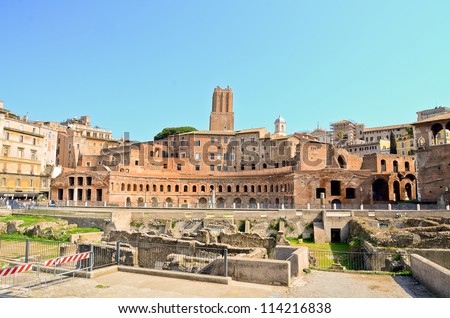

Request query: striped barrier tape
[
  {"left": 0, "top": 263, "right": 33, "bottom": 277},
  {"left": 43, "top": 252, "right": 90, "bottom": 267}
]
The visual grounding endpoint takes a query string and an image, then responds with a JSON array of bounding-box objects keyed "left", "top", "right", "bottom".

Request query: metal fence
[
  {"left": 0, "top": 237, "right": 228, "bottom": 278},
  {"left": 23, "top": 199, "right": 443, "bottom": 211},
  {"left": 308, "top": 250, "right": 411, "bottom": 274},
  {"left": 0, "top": 236, "right": 71, "bottom": 263}
]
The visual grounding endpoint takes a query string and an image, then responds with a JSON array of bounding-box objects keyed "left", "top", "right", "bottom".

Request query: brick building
[
  {"left": 51, "top": 87, "right": 418, "bottom": 208},
  {"left": 413, "top": 112, "right": 450, "bottom": 204}
]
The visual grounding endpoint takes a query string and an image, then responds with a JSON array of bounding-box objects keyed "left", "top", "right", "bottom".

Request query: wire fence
[
  {"left": 0, "top": 236, "right": 228, "bottom": 277},
  {"left": 21, "top": 199, "right": 442, "bottom": 211},
  {"left": 308, "top": 250, "right": 411, "bottom": 274}
]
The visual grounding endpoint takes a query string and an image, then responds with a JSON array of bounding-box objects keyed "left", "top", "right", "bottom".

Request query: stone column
[
  {"left": 279, "top": 220, "right": 285, "bottom": 232},
  {"left": 244, "top": 220, "right": 251, "bottom": 233}
]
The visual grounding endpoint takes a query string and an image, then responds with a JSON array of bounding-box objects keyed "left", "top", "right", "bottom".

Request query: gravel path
[{"left": 286, "top": 270, "right": 435, "bottom": 298}]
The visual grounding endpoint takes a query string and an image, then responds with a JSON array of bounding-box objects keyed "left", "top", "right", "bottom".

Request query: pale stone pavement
[{"left": 0, "top": 270, "right": 436, "bottom": 298}]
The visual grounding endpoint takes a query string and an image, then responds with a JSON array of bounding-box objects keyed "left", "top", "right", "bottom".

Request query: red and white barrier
[
  {"left": 0, "top": 263, "right": 33, "bottom": 277},
  {"left": 43, "top": 252, "right": 90, "bottom": 267}
]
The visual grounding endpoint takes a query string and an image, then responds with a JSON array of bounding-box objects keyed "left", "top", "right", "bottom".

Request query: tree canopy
[{"left": 153, "top": 126, "right": 198, "bottom": 140}]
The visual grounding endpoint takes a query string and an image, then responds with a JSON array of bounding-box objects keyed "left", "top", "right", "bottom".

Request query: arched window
[
  {"left": 218, "top": 185, "right": 223, "bottom": 192},
  {"left": 243, "top": 185, "right": 248, "bottom": 192},
  {"left": 393, "top": 160, "right": 399, "bottom": 173},
  {"left": 192, "top": 185, "right": 197, "bottom": 192},
  {"left": 167, "top": 185, "right": 172, "bottom": 192},
  {"left": 160, "top": 185, "right": 164, "bottom": 192},
  {"left": 183, "top": 185, "right": 188, "bottom": 192},
  {"left": 133, "top": 184, "right": 137, "bottom": 192},
  {"left": 201, "top": 185, "right": 206, "bottom": 192},
  {"left": 264, "top": 185, "right": 268, "bottom": 192},
  {"left": 381, "top": 160, "right": 386, "bottom": 172},
  {"left": 139, "top": 184, "right": 143, "bottom": 192},
  {"left": 121, "top": 183, "right": 125, "bottom": 191},
  {"left": 227, "top": 185, "right": 232, "bottom": 192},
  {"left": 153, "top": 184, "right": 157, "bottom": 192},
  {"left": 405, "top": 161, "right": 410, "bottom": 172},
  {"left": 251, "top": 185, "right": 255, "bottom": 192},
  {"left": 127, "top": 184, "right": 131, "bottom": 191},
  {"left": 175, "top": 185, "right": 179, "bottom": 192},
  {"left": 146, "top": 184, "right": 150, "bottom": 192},
  {"left": 338, "top": 155, "right": 347, "bottom": 169},
  {"left": 257, "top": 185, "right": 261, "bottom": 192},
  {"left": 236, "top": 185, "right": 240, "bottom": 192}
]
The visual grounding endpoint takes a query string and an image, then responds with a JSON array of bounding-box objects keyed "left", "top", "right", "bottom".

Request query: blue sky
[{"left": 1, "top": 0, "right": 450, "bottom": 141}]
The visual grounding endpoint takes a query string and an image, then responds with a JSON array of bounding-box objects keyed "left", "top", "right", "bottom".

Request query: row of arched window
[
  {"left": 380, "top": 160, "right": 411, "bottom": 172},
  {"left": 111, "top": 182, "right": 293, "bottom": 194}
]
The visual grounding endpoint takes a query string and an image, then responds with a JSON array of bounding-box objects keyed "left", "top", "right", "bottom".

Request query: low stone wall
[
  {"left": 69, "top": 231, "right": 104, "bottom": 243},
  {"left": 407, "top": 249, "right": 450, "bottom": 270},
  {"left": 275, "top": 246, "right": 309, "bottom": 277},
  {"left": 411, "top": 254, "right": 450, "bottom": 297},
  {"left": 218, "top": 232, "right": 276, "bottom": 250},
  {"left": 208, "top": 256, "right": 291, "bottom": 286}
]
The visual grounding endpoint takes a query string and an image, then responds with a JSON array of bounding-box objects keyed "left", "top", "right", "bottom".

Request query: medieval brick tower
[{"left": 209, "top": 86, "right": 234, "bottom": 131}]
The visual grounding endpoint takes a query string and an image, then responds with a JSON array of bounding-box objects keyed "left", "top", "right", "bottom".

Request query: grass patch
[
  {"left": 95, "top": 285, "right": 110, "bottom": 289},
  {"left": 288, "top": 238, "right": 350, "bottom": 252},
  {"left": 0, "top": 215, "right": 61, "bottom": 228}
]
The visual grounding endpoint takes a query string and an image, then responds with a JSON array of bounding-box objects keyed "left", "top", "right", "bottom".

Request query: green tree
[
  {"left": 154, "top": 126, "right": 197, "bottom": 140},
  {"left": 405, "top": 126, "right": 414, "bottom": 137},
  {"left": 390, "top": 132, "right": 397, "bottom": 154}
]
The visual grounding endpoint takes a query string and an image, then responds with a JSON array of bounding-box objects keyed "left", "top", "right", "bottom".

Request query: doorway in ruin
[
  {"left": 216, "top": 197, "right": 225, "bottom": 208},
  {"left": 393, "top": 181, "right": 401, "bottom": 201},
  {"left": 331, "top": 229, "right": 341, "bottom": 243},
  {"left": 372, "top": 179, "right": 389, "bottom": 201},
  {"left": 233, "top": 198, "right": 242, "bottom": 208},
  {"left": 165, "top": 197, "right": 173, "bottom": 207},
  {"left": 198, "top": 197, "right": 208, "bottom": 208},
  {"left": 126, "top": 197, "right": 131, "bottom": 207},
  {"left": 405, "top": 183, "right": 412, "bottom": 200},
  {"left": 331, "top": 199, "right": 342, "bottom": 209}
]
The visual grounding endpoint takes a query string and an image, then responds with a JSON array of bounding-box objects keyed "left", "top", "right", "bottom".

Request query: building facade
[
  {"left": 0, "top": 101, "right": 57, "bottom": 199},
  {"left": 51, "top": 87, "right": 418, "bottom": 209}
]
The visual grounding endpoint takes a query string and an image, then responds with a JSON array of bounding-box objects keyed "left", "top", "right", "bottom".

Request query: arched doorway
[
  {"left": 137, "top": 197, "right": 144, "bottom": 207},
  {"left": 393, "top": 181, "right": 401, "bottom": 201},
  {"left": 405, "top": 183, "right": 412, "bottom": 200},
  {"left": 262, "top": 198, "right": 269, "bottom": 208},
  {"left": 126, "top": 197, "right": 131, "bottom": 207},
  {"left": 338, "top": 156, "right": 347, "bottom": 169},
  {"left": 233, "top": 198, "right": 242, "bottom": 208},
  {"left": 431, "top": 123, "right": 445, "bottom": 145},
  {"left": 249, "top": 198, "right": 257, "bottom": 208},
  {"left": 216, "top": 197, "right": 225, "bottom": 208},
  {"left": 198, "top": 197, "right": 208, "bottom": 208},
  {"left": 151, "top": 197, "right": 158, "bottom": 207},
  {"left": 331, "top": 199, "right": 342, "bottom": 209},
  {"left": 372, "top": 179, "right": 389, "bottom": 201},
  {"left": 165, "top": 197, "right": 173, "bottom": 207},
  {"left": 275, "top": 198, "right": 280, "bottom": 208}
]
